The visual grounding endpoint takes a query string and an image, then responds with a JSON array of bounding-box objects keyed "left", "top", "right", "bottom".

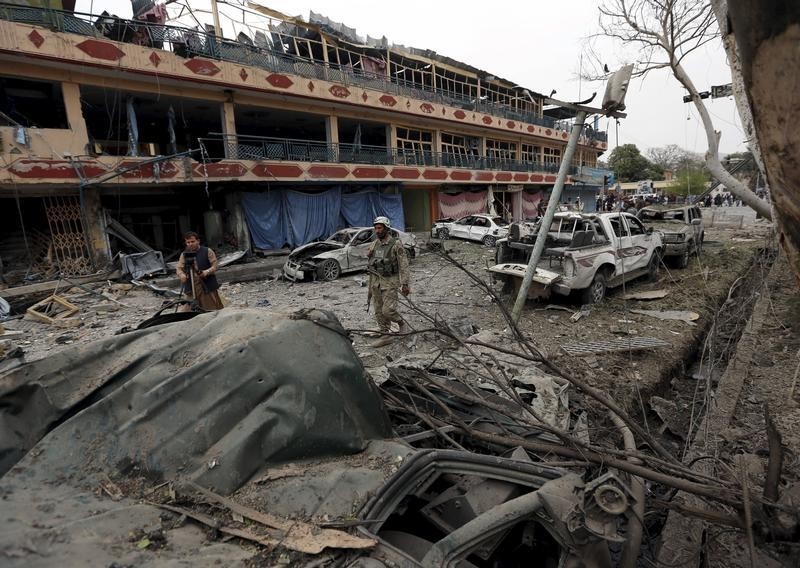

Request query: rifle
[{"left": 366, "top": 282, "right": 372, "bottom": 313}]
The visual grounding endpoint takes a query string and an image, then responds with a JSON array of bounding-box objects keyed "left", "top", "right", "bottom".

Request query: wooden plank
[{"left": 0, "top": 272, "right": 117, "bottom": 300}]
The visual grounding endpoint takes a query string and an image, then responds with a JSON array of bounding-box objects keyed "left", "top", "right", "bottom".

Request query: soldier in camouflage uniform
[{"left": 367, "top": 216, "right": 410, "bottom": 343}]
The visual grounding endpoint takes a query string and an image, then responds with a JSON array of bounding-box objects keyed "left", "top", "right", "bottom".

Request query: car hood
[{"left": 288, "top": 241, "right": 343, "bottom": 262}]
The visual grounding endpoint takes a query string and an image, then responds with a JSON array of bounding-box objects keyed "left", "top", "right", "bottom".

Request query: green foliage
[
  {"left": 608, "top": 144, "right": 660, "bottom": 182},
  {"left": 665, "top": 168, "right": 710, "bottom": 196}
]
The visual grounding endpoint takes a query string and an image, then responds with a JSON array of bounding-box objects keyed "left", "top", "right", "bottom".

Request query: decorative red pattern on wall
[
  {"left": 195, "top": 162, "right": 248, "bottom": 178},
  {"left": 422, "top": 169, "right": 448, "bottom": 180},
  {"left": 545, "top": 175, "right": 557, "bottom": 182},
  {"left": 527, "top": 125, "right": 535, "bottom": 133},
  {"left": 149, "top": 52, "right": 161, "bottom": 67},
  {"left": 482, "top": 116, "right": 493, "bottom": 125},
  {"left": 239, "top": 68, "right": 248, "bottom": 81},
  {"left": 251, "top": 164, "right": 304, "bottom": 178},
  {"left": 545, "top": 129, "right": 552, "bottom": 136},
  {"left": 266, "top": 73, "right": 293, "bottom": 88},
  {"left": 119, "top": 160, "right": 179, "bottom": 179},
  {"left": 449, "top": 171, "right": 471, "bottom": 181},
  {"left": 307, "top": 165, "right": 349, "bottom": 178},
  {"left": 495, "top": 173, "right": 513, "bottom": 182},
  {"left": 561, "top": 133, "right": 568, "bottom": 139},
  {"left": 185, "top": 58, "right": 221, "bottom": 76},
  {"left": 420, "top": 103, "right": 434, "bottom": 114},
  {"left": 514, "top": 173, "right": 529, "bottom": 182},
  {"left": 76, "top": 39, "right": 126, "bottom": 61},
  {"left": 453, "top": 110, "right": 466, "bottom": 119},
  {"left": 474, "top": 172, "right": 494, "bottom": 182},
  {"left": 28, "top": 30, "right": 44, "bottom": 48},
  {"left": 9, "top": 159, "right": 106, "bottom": 179},
  {"left": 390, "top": 168, "right": 421, "bottom": 179},
  {"left": 506, "top": 121, "right": 516, "bottom": 129},
  {"left": 379, "top": 95, "right": 397, "bottom": 107},
  {"left": 531, "top": 174, "right": 544, "bottom": 182},
  {"left": 329, "top": 85, "right": 350, "bottom": 98},
  {"left": 352, "top": 167, "right": 388, "bottom": 178}
]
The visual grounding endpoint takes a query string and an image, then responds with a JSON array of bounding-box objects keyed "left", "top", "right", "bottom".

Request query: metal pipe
[
  {"left": 610, "top": 411, "right": 645, "bottom": 568},
  {"left": 510, "top": 109, "right": 588, "bottom": 323}
]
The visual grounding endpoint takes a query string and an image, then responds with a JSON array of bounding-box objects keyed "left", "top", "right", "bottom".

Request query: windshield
[
  {"left": 640, "top": 209, "right": 685, "bottom": 222},
  {"left": 492, "top": 217, "right": 509, "bottom": 226},
  {"left": 328, "top": 230, "right": 354, "bottom": 244}
]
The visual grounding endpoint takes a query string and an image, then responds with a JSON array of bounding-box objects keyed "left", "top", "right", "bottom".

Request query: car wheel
[
  {"left": 316, "top": 259, "right": 341, "bottom": 281},
  {"left": 675, "top": 248, "right": 689, "bottom": 269},
  {"left": 581, "top": 270, "right": 608, "bottom": 305},
  {"left": 482, "top": 235, "right": 497, "bottom": 247},
  {"left": 647, "top": 250, "right": 661, "bottom": 281},
  {"left": 436, "top": 228, "right": 450, "bottom": 240}
]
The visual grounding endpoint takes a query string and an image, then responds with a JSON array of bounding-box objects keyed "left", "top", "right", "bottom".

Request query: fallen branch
[
  {"left": 763, "top": 404, "right": 784, "bottom": 503},
  {"left": 181, "top": 481, "right": 376, "bottom": 554}
]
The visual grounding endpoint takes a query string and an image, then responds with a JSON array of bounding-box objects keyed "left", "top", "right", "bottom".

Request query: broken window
[
  {"left": 0, "top": 77, "right": 68, "bottom": 129},
  {"left": 521, "top": 143, "right": 541, "bottom": 164},
  {"left": 485, "top": 139, "right": 517, "bottom": 163},
  {"left": 80, "top": 86, "right": 221, "bottom": 157},
  {"left": 396, "top": 126, "right": 433, "bottom": 164},
  {"left": 542, "top": 146, "right": 562, "bottom": 166}
]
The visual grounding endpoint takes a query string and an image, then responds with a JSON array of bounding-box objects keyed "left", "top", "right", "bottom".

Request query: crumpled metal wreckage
[{"left": 0, "top": 308, "right": 635, "bottom": 567}]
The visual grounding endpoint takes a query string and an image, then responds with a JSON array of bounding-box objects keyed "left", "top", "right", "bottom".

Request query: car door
[
  {"left": 690, "top": 207, "right": 703, "bottom": 242},
  {"left": 622, "top": 213, "right": 654, "bottom": 271},
  {"left": 450, "top": 216, "right": 472, "bottom": 239},
  {"left": 468, "top": 217, "right": 490, "bottom": 241},
  {"left": 346, "top": 229, "right": 375, "bottom": 270},
  {"left": 607, "top": 214, "right": 632, "bottom": 276}
]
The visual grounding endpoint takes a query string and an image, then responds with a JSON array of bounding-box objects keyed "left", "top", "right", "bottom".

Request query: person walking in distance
[
  {"left": 367, "top": 216, "right": 410, "bottom": 347},
  {"left": 176, "top": 231, "right": 224, "bottom": 311}
]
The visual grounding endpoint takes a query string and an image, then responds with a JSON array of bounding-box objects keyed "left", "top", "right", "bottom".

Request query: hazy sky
[{"left": 75, "top": 0, "right": 747, "bottom": 159}]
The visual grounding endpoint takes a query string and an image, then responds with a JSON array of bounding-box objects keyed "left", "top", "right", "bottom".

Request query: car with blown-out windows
[
  {"left": 430, "top": 213, "right": 509, "bottom": 246},
  {"left": 637, "top": 205, "right": 704, "bottom": 268},
  {"left": 283, "top": 227, "right": 418, "bottom": 282}
]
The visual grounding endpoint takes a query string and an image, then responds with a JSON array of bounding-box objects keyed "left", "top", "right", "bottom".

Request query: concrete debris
[
  {"left": 630, "top": 309, "right": 700, "bottom": 325},
  {"left": 622, "top": 290, "right": 670, "bottom": 300}
]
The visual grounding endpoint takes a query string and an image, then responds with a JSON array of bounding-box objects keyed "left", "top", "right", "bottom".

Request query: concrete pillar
[
  {"left": 386, "top": 124, "right": 397, "bottom": 162},
  {"left": 224, "top": 192, "right": 251, "bottom": 251},
  {"left": 151, "top": 215, "right": 164, "bottom": 250},
  {"left": 325, "top": 115, "right": 339, "bottom": 161},
  {"left": 432, "top": 129, "right": 441, "bottom": 166},
  {"left": 61, "top": 82, "right": 90, "bottom": 155},
  {"left": 80, "top": 187, "right": 111, "bottom": 267},
  {"left": 221, "top": 100, "right": 237, "bottom": 159}
]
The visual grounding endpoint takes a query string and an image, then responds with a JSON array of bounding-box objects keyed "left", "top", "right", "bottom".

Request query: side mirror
[
  {"left": 646, "top": 227, "right": 654, "bottom": 235},
  {"left": 691, "top": 218, "right": 702, "bottom": 225}
]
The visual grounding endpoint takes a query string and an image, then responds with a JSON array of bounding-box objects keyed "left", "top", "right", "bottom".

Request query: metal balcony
[{"left": 199, "top": 135, "right": 576, "bottom": 176}]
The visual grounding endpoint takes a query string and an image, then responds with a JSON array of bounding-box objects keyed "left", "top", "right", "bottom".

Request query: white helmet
[{"left": 373, "top": 216, "right": 391, "bottom": 228}]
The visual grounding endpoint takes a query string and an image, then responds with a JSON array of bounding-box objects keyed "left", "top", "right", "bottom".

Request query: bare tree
[
  {"left": 593, "top": 0, "right": 771, "bottom": 218},
  {"left": 646, "top": 143, "right": 704, "bottom": 173}
]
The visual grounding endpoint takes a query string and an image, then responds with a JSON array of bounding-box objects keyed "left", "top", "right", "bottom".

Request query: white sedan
[
  {"left": 431, "top": 214, "right": 509, "bottom": 246},
  {"left": 283, "top": 227, "right": 418, "bottom": 281}
]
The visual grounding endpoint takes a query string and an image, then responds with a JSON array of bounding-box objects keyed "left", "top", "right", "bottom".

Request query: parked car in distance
[
  {"left": 283, "top": 227, "right": 418, "bottom": 282},
  {"left": 638, "top": 205, "right": 704, "bottom": 268},
  {"left": 431, "top": 213, "right": 509, "bottom": 246}
]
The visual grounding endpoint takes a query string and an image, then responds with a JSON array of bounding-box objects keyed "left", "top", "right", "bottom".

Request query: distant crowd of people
[{"left": 702, "top": 192, "right": 742, "bottom": 208}]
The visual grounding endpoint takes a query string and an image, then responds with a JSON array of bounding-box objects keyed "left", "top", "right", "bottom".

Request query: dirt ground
[{"left": 2, "top": 206, "right": 798, "bottom": 564}]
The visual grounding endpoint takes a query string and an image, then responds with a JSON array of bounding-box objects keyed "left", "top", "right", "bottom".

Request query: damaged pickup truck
[
  {"left": 490, "top": 211, "right": 663, "bottom": 304},
  {"left": 0, "top": 308, "right": 636, "bottom": 567},
  {"left": 283, "top": 227, "right": 418, "bottom": 281}
]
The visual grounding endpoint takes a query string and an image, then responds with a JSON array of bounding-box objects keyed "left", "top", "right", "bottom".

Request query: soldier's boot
[{"left": 397, "top": 321, "right": 410, "bottom": 335}]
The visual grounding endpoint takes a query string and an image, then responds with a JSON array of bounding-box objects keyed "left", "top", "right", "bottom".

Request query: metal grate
[
  {"left": 561, "top": 337, "right": 671, "bottom": 356},
  {"left": 43, "top": 195, "right": 93, "bottom": 276}
]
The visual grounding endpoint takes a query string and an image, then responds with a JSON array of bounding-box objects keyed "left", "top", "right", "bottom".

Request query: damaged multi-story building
[{"left": 0, "top": 1, "right": 611, "bottom": 281}]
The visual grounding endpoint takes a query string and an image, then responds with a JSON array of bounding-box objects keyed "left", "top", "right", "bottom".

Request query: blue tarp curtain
[{"left": 242, "top": 188, "right": 405, "bottom": 249}]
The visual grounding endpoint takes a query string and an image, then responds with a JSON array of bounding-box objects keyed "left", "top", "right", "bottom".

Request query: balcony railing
[
  {"left": 199, "top": 135, "right": 577, "bottom": 176},
  {"left": 0, "top": 3, "right": 607, "bottom": 142}
]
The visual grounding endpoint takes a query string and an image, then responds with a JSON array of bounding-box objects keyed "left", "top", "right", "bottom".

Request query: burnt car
[
  {"left": 431, "top": 214, "right": 509, "bottom": 247},
  {"left": 638, "top": 205, "right": 704, "bottom": 268},
  {"left": 283, "top": 227, "right": 418, "bottom": 282}
]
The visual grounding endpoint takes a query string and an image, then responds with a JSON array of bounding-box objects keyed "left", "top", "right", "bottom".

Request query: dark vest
[{"left": 184, "top": 246, "right": 220, "bottom": 292}]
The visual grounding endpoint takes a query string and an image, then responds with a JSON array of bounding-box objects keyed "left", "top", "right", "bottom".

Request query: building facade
[{"left": 0, "top": 3, "right": 610, "bottom": 280}]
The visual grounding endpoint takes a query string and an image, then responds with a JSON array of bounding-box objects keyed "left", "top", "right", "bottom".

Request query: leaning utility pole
[{"left": 510, "top": 66, "right": 632, "bottom": 324}]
